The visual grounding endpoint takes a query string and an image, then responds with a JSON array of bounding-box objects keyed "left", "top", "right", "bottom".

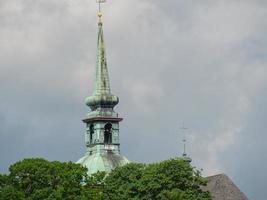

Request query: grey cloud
[{"left": 0, "top": 0, "right": 267, "bottom": 199}]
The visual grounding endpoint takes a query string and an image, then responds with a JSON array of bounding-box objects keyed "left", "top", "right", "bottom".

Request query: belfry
[{"left": 77, "top": 2, "right": 129, "bottom": 175}]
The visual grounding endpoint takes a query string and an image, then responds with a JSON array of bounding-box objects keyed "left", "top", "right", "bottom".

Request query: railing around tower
[{"left": 104, "top": 144, "right": 114, "bottom": 151}]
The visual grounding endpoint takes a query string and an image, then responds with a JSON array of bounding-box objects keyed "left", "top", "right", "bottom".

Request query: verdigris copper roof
[
  {"left": 85, "top": 21, "right": 119, "bottom": 114},
  {"left": 203, "top": 174, "right": 248, "bottom": 200},
  {"left": 76, "top": 12, "right": 128, "bottom": 176},
  {"left": 77, "top": 152, "right": 129, "bottom": 176}
]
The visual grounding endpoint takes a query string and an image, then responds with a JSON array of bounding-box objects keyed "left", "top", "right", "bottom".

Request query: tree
[
  {"left": 105, "top": 163, "right": 145, "bottom": 200},
  {"left": 82, "top": 171, "right": 108, "bottom": 200},
  {"left": 0, "top": 158, "right": 104, "bottom": 200},
  {"left": 158, "top": 188, "right": 185, "bottom": 200},
  {"left": 105, "top": 159, "right": 211, "bottom": 200},
  {"left": 0, "top": 158, "right": 211, "bottom": 200}
]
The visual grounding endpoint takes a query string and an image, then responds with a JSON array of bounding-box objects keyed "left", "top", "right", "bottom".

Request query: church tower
[{"left": 77, "top": 3, "right": 129, "bottom": 175}]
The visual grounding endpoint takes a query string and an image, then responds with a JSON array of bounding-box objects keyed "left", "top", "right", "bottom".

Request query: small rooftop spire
[
  {"left": 182, "top": 138, "right": 187, "bottom": 157},
  {"left": 179, "top": 122, "right": 192, "bottom": 163},
  {"left": 180, "top": 122, "right": 188, "bottom": 157}
]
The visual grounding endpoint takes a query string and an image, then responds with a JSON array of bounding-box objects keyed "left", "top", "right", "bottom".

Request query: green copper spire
[
  {"left": 94, "top": 21, "right": 110, "bottom": 95},
  {"left": 85, "top": 21, "right": 119, "bottom": 113},
  {"left": 77, "top": 5, "right": 129, "bottom": 176}
]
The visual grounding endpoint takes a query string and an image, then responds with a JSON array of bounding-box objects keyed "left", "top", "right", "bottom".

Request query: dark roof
[{"left": 203, "top": 174, "right": 248, "bottom": 200}]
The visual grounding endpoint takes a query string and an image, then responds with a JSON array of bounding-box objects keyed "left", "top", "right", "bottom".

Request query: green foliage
[
  {"left": 105, "top": 159, "right": 211, "bottom": 200},
  {"left": 105, "top": 163, "right": 146, "bottom": 200},
  {"left": 0, "top": 158, "right": 211, "bottom": 200},
  {"left": 0, "top": 175, "right": 9, "bottom": 189},
  {"left": 158, "top": 188, "right": 185, "bottom": 200},
  {"left": 0, "top": 158, "right": 103, "bottom": 200},
  {"left": 0, "top": 185, "right": 25, "bottom": 200},
  {"left": 83, "top": 172, "right": 108, "bottom": 200}
]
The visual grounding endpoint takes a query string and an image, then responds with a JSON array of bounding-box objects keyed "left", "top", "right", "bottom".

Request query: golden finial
[
  {"left": 98, "top": 12, "right": 103, "bottom": 18},
  {"left": 96, "top": 0, "right": 106, "bottom": 20}
]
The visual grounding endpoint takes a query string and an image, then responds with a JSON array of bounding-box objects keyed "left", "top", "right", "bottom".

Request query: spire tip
[{"left": 96, "top": 0, "right": 106, "bottom": 22}]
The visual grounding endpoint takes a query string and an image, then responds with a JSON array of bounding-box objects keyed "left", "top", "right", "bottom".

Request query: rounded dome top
[
  {"left": 77, "top": 152, "right": 129, "bottom": 176},
  {"left": 85, "top": 94, "right": 119, "bottom": 111}
]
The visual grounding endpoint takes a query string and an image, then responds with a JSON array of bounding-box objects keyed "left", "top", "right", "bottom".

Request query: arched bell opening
[
  {"left": 90, "top": 124, "right": 94, "bottom": 144},
  {"left": 104, "top": 123, "right": 112, "bottom": 144}
]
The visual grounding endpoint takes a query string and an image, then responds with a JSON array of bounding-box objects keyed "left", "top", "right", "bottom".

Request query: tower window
[
  {"left": 104, "top": 123, "right": 112, "bottom": 144},
  {"left": 90, "top": 124, "right": 94, "bottom": 143}
]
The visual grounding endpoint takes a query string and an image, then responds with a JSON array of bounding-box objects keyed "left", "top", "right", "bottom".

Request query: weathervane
[{"left": 96, "top": 0, "right": 106, "bottom": 20}]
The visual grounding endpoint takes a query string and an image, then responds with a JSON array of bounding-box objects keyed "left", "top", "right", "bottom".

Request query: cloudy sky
[{"left": 0, "top": 0, "right": 266, "bottom": 199}]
